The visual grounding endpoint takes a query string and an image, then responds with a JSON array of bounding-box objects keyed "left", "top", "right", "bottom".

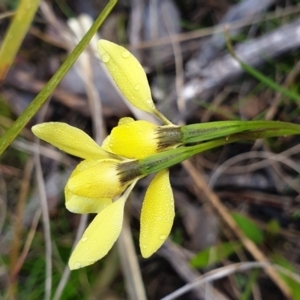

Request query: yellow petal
[
  {"left": 69, "top": 196, "right": 126, "bottom": 269},
  {"left": 140, "top": 170, "right": 174, "bottom": 258},
  {"left": 65, "top": 160, "right": 112, "bottom": 213},
  {"left": 109, "top": 120, "right": 158, "bottom": 159},
  {"left": 32, "top": 122, "right": 113, "bottom": 160},
  {"left": 117, "top": 117, "right": 135, "bottom": 126},
  {"left": 101, "top": 135, "right": 112, "bottom": 152},
  {"left": 97, "top": 40, "right": 156, "bottom": 114},
  {"left": 65, "top": 188, "right": 112, "bottom": 214},
  {"left": 67, "top": 159, "right": 127, "bottom": 199}
]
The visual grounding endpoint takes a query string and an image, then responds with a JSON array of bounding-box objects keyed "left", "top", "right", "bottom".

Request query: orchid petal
[
  {"left": 65, "top": 159, "right": 112, "bottom": 213},
  {"left": 67, "top": 159, "right": 127, "bottom": 199},
  {"left": 97, "top": 40, "right": 156, "bottom": 114},
  {"left": 69, "top": 196, "right": 126, "bottom": 270},
  {"left": 140, "top": 169, "right": 174, "bottom": 258},
  {"left": 118, "top": 117, "right": 135, "bottom": 125},
  {"left": 109, "top": 120, "right": 158, "bottom": 159},
  {"left": 32, "top": 122, "right": 113, "bottom": 160},
  {"left": 65, "top": 188, "right": 112, "bottom": 214},
  {"left": 101, "top": 135, "right": 112, "bottom": 152}
]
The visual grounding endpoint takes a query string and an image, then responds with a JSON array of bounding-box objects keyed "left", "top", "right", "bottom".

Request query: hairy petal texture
[
  {"left": 110, "top": 119, "right": 158, "bottom": 159},
  {"left": 69, "top": 196, "right": 126, "bottom": 270},
  {"left": 32, "top": 122, "right": 112, "bottom": 160},
  {"left": 67, "top": 159, "right": 127, "bottom": 199},
  {"left": 97, "top": 40, "right": 156, "bottom": 114},
  {"left": 140, "top": 169, "right": 174, "bottom": 258}
]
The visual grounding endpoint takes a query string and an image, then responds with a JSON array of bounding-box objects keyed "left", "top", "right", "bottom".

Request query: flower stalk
[
  {"left": 180, "top": 120, "right": 300, "bottom": 144},
  {"left": 139, "top": 127, "right": 300, "bottom": 176}
]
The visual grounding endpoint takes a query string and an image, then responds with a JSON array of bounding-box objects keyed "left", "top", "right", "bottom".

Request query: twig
[
  {"left": 208, "top": 150, "right": 300, "bottom": 195},
  {"left": 9, "top": 158, "right": 34, "bottom": 297},
  {"left": 12, "top": 209, "right": 41, "bottom": 280},
  {"left": 161, "top": 2, "right": 185, "bottom": 119},
  {"left": 128, "top": 4, "right": 300, "bottom": 50},
  {"left": 117, "top": 215, "right": 147, "bottom": 300},
  {"left": 161, "top": 261, "right": 300, "bottom": 300},
  {"left": 34, "top": 140, "right": 52, "bottom": 300},
  {"left": 183, "top": 160, "right": 292, "bottom": 299},
  {"left": 52, "top": 13, "right": 103, "bottom": 299},
  {"left": 52, "top": 215, "right": 88, "bottom": 300}
]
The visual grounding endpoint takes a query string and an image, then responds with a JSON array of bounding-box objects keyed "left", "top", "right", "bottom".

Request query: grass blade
[
  {"left": 0, "top": 0, "right": 40, "bottom": 81},
  {"left": 0, "top": 0, "right": 118, "bottom": 156}
]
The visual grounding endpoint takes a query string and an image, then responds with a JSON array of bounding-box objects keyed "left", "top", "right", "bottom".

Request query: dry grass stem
[
  {"left": 183, "top": 160, "right": 292, "bottom": 299},
  {"left": 161, "top": 261, "right": 300, "bottom": 300}
]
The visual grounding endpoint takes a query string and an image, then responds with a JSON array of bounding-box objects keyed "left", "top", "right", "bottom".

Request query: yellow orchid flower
[
  {"left": 32, "top": 122, "right": 139, "bottom": 208},
  {"left": 32, "top": 40, "right": 182, "bottom": 270},
  {"left": 32, "top": 120, "right": 175, "bottom": 269},
  {"left": 30, "top": 37, "right": 300, "bottom": 272}
]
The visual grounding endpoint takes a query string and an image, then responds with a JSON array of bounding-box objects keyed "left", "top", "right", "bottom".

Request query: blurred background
[{"left": 1, "top": 0, "right": 300, "bottom": 299}]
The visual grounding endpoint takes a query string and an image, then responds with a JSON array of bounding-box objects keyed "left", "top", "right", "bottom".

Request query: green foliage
[
  {"left": 266, "top": 219, "right": 281, "bottom": 236},
  {"left": 4, "top": 0, "right": 20, "bottom": 10},
  {"left": 0, "top": 0, "right": 40, "bottom": 81},
  {"left": 0, "top": 96, "right": 11, "bottom": 118},
  {"left": 231, "top": 212, "right": 264, "bottom": 244},
  {"left": 190, "top": 241, "right": 242, "bottom": 268},
  {"left": 239, "top": 269, "right": 260, "bottom": 300},
  {"left": 226, "top": 35, "right": 300, "bottom": 102},
  {"left": 0, "top": 0, "right": 118, "bottom": 156},
  {"left": 292, "top": 210, "right": 300, "bottom": 220},
  {"left": 272, "top": 253, "right": 300, "bottom": 300}
]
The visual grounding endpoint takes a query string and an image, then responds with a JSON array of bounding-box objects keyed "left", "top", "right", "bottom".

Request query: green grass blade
[
  {"left": 0, "top": 0, "right": 40, "bottom": 81},
  {"left": 231, "top": 212, "right": 264, "bottom": 245},
  {"left": 240, "top": 269, "right": 260, "bottom": 300},
  {"left": 239, "top": 59, "right": 300, "bottom": 102},
  {"left": 272, "top": 254, "right": 300, "bottom": 300},
  {"left": 0, "top": 0, "right": 118, "bottom": 156},
  {"left": 190, "top": 241, "right": 242, "bottom": 269},
  {"left": 225, "top": 31, "right": 300, "bottom": 102}
]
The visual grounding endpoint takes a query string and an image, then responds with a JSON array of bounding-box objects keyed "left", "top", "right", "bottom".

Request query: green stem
[
  {"left": 153, "top": 108, "right": 174, "bottom": 125},
  {"left": 140, "top": 128, "right": 300, "bottom": 175},
  {"left": 0, "top": 0, "right": 118, "bottom": 156},
  {"left": 181, "top": 120, "right": 300, "bottom": 144}
]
